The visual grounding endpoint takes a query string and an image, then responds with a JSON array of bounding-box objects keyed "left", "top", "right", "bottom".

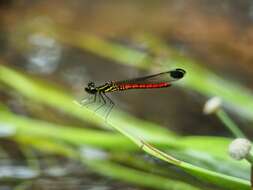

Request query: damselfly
[{"left": 81, "top": 68, "right": 186, "bottom": 118}]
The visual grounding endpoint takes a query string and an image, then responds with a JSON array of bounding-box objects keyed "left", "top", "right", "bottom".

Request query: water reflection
[
  {"left": 80, "top": 147, "right": 108, "bottom": 160},
  {"left": 26, "top": 34, "right": 61, "bottom": 74},
  {"left": 0, "top": 123, "right": 15, "bottom": 137},
  {"left": 0, "top": 166, "right": 38, "bottom": 179}
]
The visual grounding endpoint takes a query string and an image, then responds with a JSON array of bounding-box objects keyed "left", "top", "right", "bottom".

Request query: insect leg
[
  {"left": 103, "top": 93, "right": 115, "bottom": 119},
  {"left": 97, "top": 92, "right": 101, "bottom": 104},
  {"left": 82, "top": 93, "right": 97, "bottom": 107},
  {"left": 94, "top": 92, "right": 107, "bottom": 112},
  {"left": 80, "top": 94, "right": 92, "bottom": 105}
]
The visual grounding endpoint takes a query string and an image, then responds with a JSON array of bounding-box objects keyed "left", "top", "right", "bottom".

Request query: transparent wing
[{"left": 115, "top": 69, "right": 185, "bottom": 85}]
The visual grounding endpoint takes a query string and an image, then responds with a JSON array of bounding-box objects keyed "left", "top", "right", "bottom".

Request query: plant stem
[{"left": 216, "top": 110, "right": 245, "bottom": 138}]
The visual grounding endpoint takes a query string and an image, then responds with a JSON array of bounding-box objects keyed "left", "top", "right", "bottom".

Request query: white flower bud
[
  {"left": 228, "top": 138, "right": 252, "bottom": 160},
  {"left": 203, "top": 97, "right": 222, "bottom": 114}
]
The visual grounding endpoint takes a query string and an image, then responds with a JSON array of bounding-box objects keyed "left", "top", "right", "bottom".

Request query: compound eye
[{"left": 88, "top": 82, "right": 95, "bottom": 88}]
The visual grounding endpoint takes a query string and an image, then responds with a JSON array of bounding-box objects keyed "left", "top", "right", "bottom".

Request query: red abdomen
[{"left": 118, "top": 82, "right": 170, "bottom": 90}]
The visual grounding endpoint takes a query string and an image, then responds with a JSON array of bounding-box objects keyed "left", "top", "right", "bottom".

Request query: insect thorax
[{"left": 98, "top": 82, "right": 119, "bottom": 93}]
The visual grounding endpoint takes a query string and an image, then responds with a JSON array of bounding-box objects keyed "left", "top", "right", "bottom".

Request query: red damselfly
[{"left": 81, "top": 68, "right": 186, "bottom": 118}]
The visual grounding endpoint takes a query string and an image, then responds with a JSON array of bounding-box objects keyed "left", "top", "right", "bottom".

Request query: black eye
[
  {"left": 88, "top": 82, "right": 95, "bottom": 88},
  {"left": 170, "top": 69, "right": 186, "bottom": 79}
]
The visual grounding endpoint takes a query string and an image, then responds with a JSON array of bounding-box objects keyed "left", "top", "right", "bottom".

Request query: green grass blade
[{"left": 0, "top": 64, "right": 250, "bottom": 189}]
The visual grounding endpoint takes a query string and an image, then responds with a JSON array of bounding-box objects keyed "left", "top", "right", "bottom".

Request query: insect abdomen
[{"left": 118, "top": 82, "right": 170, "bottom": 90}]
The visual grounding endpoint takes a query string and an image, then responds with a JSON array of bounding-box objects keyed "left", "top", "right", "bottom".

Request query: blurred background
[{"left": 0, "top": 1, "right": 253, "bottom": 190}]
